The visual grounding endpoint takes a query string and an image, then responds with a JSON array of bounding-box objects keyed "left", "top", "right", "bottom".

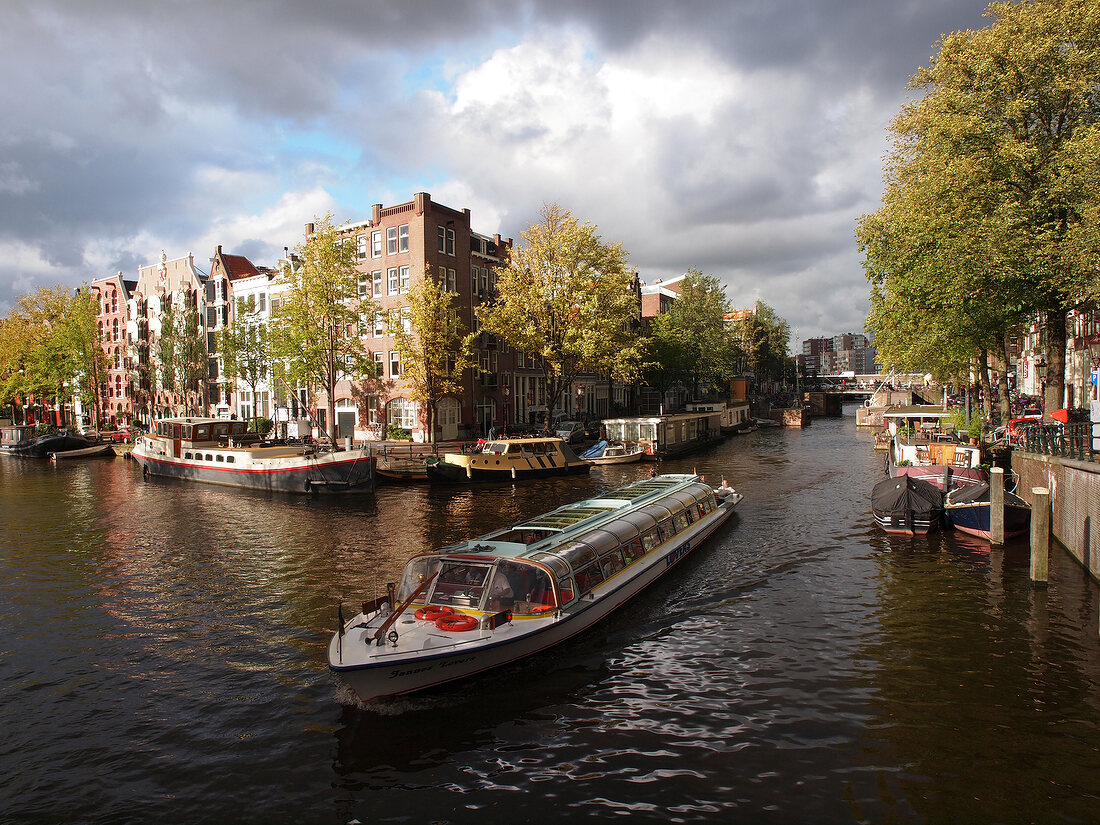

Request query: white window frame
[
  {"left": 372, "top": 231, "right": 382, "bottom": 257},
  {"left": 398, "top": 224, "right": 409, "bottom": 252},
  {"left": 387, "top": 227, "right": 398, "bottom": 255},
  {"left": 357, "top": 235, "right": 367, "bottom": 259},
  {"left": 399, "top": 265, "right": 410, "bottom": 293}
]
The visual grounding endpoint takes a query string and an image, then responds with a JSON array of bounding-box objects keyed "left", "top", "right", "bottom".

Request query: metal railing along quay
[{"left": 1018, "top": 422, "right": 1097, "bottom": 461}]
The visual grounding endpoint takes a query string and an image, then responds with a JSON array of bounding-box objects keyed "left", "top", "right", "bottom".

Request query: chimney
[{"left": 305, "top": 222, "right": 315, "bottom": 237}]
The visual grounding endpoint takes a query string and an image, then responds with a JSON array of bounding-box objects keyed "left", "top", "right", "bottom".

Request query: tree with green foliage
[
  {"left": 477, "top": 204, "right": 643, "bottom": 421},
  {"left": 859, "top": 0, "right": 1100, "bottom": 416},
  {"left": 668, "top": 268, "right": 741, "bottom": 396},
  {"left": 389, "top": 266, "right": 479, "bottom": 443},
  {"left": 732, "top": 301, "right": 790, "bottom": 387},
  {"left": 0, "top": 285, "right": 104, "bottom": 427},
  {"left": 640, "top": 312, "right": 693, "bottom": 413},
  {"left": 65, "top": 287, "right": 108, "bottom": 428},
  {"left": 218, "top": 295, "right": 270, "bottom": 433},
  {"left": 269, "top": 215, "right": 376, "bottom": 445},
  {"left": 156, "top": 291, "right": 207, "bottom": 416}
]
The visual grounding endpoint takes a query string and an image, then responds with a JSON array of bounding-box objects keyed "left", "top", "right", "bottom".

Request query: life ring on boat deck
[
  {"left": 435, "top": 613, "right": 478, "bottom": 632},
  {"left": 414, "top": 605, "right": 454, "bottom": 621}
]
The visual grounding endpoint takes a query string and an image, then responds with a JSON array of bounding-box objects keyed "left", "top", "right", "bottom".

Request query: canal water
[{"left": 2, "top": 409, "right": 1098, "bottom": 824}]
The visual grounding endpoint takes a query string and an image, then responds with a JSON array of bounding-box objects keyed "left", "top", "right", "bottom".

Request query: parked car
[
  {"left": 107, "top": 428, "right": 133, "bottom": 443},
  {"left": 582, "top": 419, "right": 603, "bottom": 441},
  {"left": 555, "top": 420, "right": 585, "bottom": 444}
]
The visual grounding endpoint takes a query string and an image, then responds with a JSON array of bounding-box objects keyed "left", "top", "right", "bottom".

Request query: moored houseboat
[
  {"left": 425, "top": 436, "right": 590, "bottom": 483},
  {"left": 328, "top": 473, "right": 742, "bottom": 702},
  {"left": 601, "top": 411, "right": 724, "bottom": 460},
  {"left": 131, "top": 417, "right": 374, "bottom": 493},
  {"left": 883, "top": 406, "right": 986, "bottom": 490}
]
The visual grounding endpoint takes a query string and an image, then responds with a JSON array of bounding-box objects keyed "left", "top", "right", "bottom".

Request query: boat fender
[
  {"left": 435, "top": 613, "right": 478, "bottom": 632},
  {"left": 511, "top": 466, "right": 517, "bottom": 479},
  {"left": 414, "top": 605, "right": 454, "bottom": 621}
]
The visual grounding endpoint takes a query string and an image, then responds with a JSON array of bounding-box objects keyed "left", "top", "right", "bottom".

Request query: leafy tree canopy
[{"left": 477, "top": 204, "right": 642, "bottom": 418}]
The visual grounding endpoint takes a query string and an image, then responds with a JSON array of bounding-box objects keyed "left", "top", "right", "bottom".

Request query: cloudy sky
[{"left": 1, "top": 0, "right": 993, "bottom": 346}]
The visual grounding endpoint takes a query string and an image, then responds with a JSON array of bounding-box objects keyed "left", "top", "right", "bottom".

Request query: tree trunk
[
  {"left": 995, "top": 337, "right": 1011, "bottom": 425},
  {"left": 1043, "top": 308, "right": 1067, "bottom": 419}
]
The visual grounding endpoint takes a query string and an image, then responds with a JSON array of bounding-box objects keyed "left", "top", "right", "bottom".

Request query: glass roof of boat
[{"left": 520, "top": 505, "right": 617, "bottom": 529}]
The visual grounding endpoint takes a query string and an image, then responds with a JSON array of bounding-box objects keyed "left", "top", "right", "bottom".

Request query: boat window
[
  {"left": 657, "top": 518, "right": 676, "bottom": 541},
  {"left": 601, "top": 520, "right": 640, "bottom": 544},
  {"left": 500, "top": 564, "right": 556, "bottom": 615},
  {"left": 494, "top": 528, "right": 558, "bottom": 546},
  {"left": 673, "top": 511, "right": 690, "bottom": 532},
  {"left": 619, "top": 511, "right": 658, "bottom": 535},
  {"left": 574, "top": 561, "right": 604, "bottom": 595},
  {"left": 641, "top": 528, "right": 660, "bottom": 551},
  {"left": 622, "top": 537, "right": 646, "bottom": 563},
  {"left": 213, "top": 423, "right": 229, "bottom": 438},
  {"left": 184, "top": 452, "right": 193, "bottom": 459},
  {"left": 216, "top": 455, "right": 224, "bottom": 462},
  {"left": 599, "top": 551, "right": 626, "bottom": 579},
  {"left": 558, "top": 578, "right": 575, "bottom": 605},
  {"left": 226, "top": 456, "right": 235, "bottom": 464},
  {"left": 557, "top": 541, "right": 597, "bottom": 571},
  {"left": 429, "top": 561, "right": 492, "bottom": 607},
  {"left": 582, "top": 529, "right": 620, "bottom": 557},
  {"left": 194, "top": 425, "right": 211, "bottom": 440},
  {"left": 530, "top": 552, "right": 571, "bottom": 579},
  {"left": 484, "top": 561, "right": 529, "bottom": 612},
  {"left": 231, "top": 421, "right": 247, "bottom": 435},
  {"left": 396, "top": 556, "right": 444, "bottom": 601},
  {"left": 205, "top": 454, "right": 213, "bottom": 461}
]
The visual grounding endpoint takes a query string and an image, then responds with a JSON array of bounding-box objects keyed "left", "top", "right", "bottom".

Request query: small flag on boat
[{"left": 338, "top": 602, "right": 345, "bottom": 636}]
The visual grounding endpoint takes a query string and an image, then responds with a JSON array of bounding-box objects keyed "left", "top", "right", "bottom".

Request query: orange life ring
[
  {"left": 435, "top": 613, "right": 479, "bottom": 632},
  {"left": 414, "top": 605, "right": 454, "bottom": 621}
]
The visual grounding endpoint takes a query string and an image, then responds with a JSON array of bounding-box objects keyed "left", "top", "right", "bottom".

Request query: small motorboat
[
  {"left": 871, "top": 474, "right": 944, "bottom": 535},
  {"left": 580, "top": 440, "right": 645, "bottom": 465},
  {"left": 425, "top": 436, "right": 590, "bottom": 483},
  {"left": 50, "top": 442, "right": 115, "bottom": 460},
  {"left": 944, "top": 481, "right": 1031, "bottom": 541},
  {"left": 329, "top": 473, "right": 742, "bottom": 702}
]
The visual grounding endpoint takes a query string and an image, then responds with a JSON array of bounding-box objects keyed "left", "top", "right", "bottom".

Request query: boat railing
[{"left": 1018, "top": 422, "right": 1096, "bottom": 462}]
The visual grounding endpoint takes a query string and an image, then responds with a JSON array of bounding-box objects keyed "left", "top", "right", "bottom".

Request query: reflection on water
[{"left": 2, "top": 414, "right": 1099, "bottom": 824}]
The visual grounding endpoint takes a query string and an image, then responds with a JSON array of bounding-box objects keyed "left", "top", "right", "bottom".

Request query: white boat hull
[{"left": 329, "top": 493, "right": 741, "bottom": 701}]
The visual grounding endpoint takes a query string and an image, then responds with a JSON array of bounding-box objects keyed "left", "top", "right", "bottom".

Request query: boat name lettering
[
  {"left": 388, "top": 665, "right": 434, "bottom": 679},
  {"left": 666, "top": 542, "right": 691, "bottom": 567},
  {"left": 439, "top": 656, "right": 475, "bottom": 669}
]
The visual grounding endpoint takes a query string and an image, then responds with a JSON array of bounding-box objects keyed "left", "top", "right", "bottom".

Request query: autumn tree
[
  {"left": 859, "top": 0, "right": 1100, "bottom": 416},
  {"left": 218, "top": 295, "right": 269, "bottom": 432},
  {"left": 477, "top": 204, "right": 643, "bottom": 420},
  {"left": 156, "top": 291, "right": 206, "bottom": 416},
  {"left": 269, "top": 215, "right": 376, "bottom": 445},
  {"left": 388, "top": 266, "right": 479, "bottom": 443}
]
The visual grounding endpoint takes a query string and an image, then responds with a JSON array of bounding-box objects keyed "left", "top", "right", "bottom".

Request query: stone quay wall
[{"left": 1012, "top": 451, "right": 1100, "bottom": 579}]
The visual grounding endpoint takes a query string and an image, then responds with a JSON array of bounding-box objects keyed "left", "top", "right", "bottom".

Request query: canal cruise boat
[
  {"left": 328, "top": 473, "right": 743, "bottom": 702},
  {"left": 425, "top": 435, "right": 590, "bottom": 482},
  {"left": 131, "top": 417, "right": 375, "bottom": 493}
]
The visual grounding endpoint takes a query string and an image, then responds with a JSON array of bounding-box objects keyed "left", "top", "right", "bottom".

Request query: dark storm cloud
[{"left": 0, "top": 0, "right": 993, "bottom": 340}]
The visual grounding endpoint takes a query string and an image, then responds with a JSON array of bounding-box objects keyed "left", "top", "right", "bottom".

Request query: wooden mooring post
[
  {"left": 990, "top": 467, "right": 1005, "bottom": 546},
  {"left": 1030, "top": 487, "right": 1050, "bottom": 584}
]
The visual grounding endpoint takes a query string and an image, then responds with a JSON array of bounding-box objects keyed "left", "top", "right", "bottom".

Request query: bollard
[
  {"left": 990, "top": 467, "right": 1005, "bottom": 546},
  {"left": 1030, "top": 487, "right": 1050, "bottom": 583}
]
